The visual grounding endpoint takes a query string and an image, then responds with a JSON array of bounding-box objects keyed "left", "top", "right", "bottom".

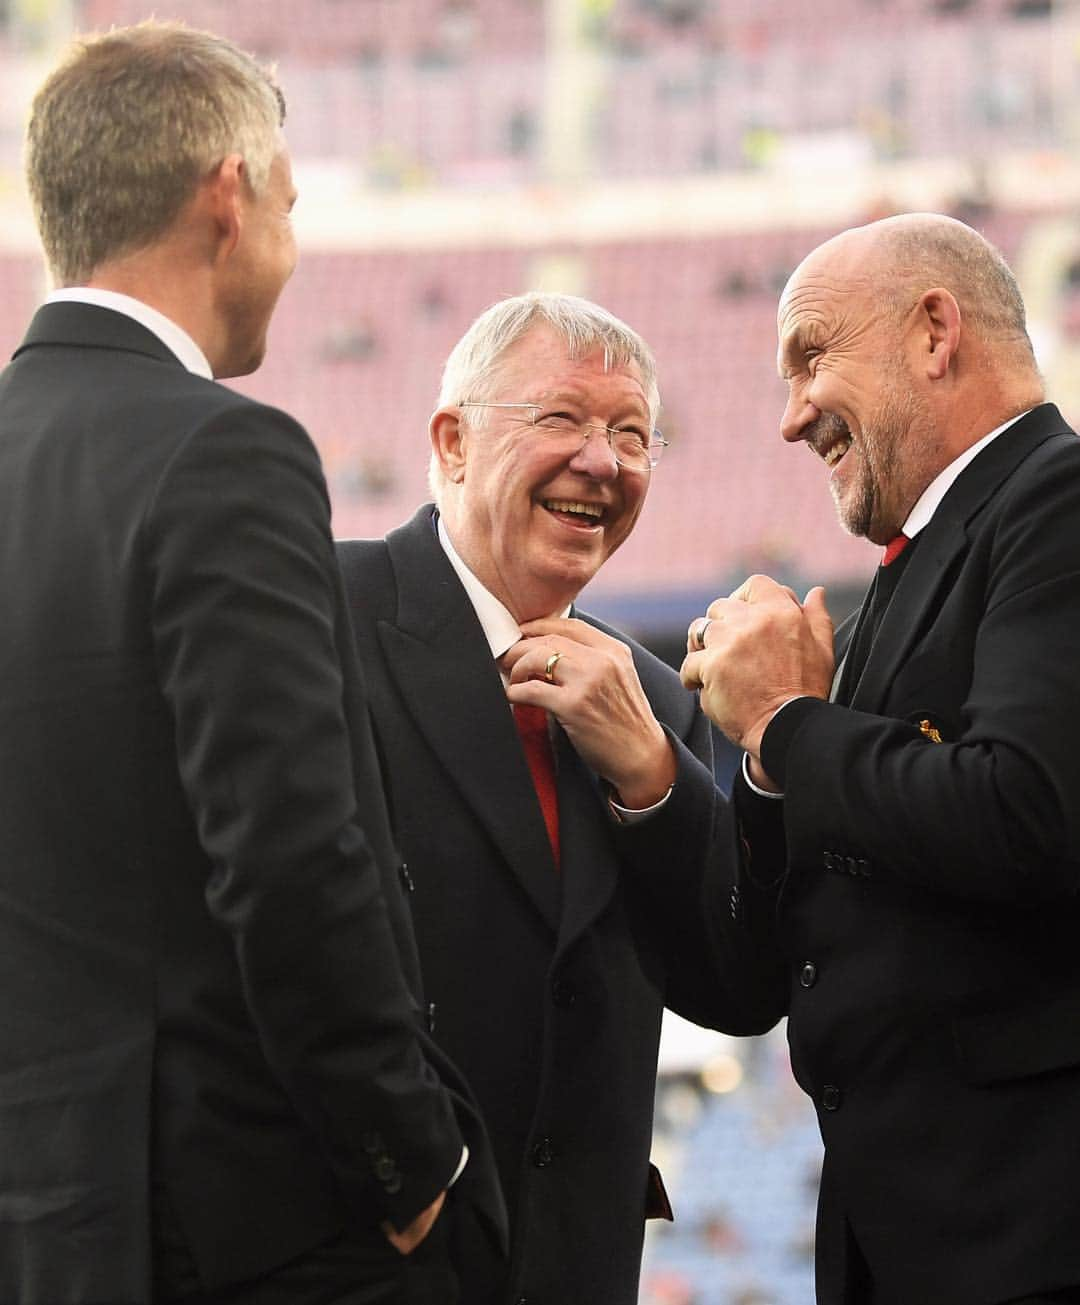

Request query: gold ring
[
  {"left": 693, "top": 619, "right": 711, "bottom": 651},
  {"left": 544, "top": 651, "right": 562, "bottom": 684}
]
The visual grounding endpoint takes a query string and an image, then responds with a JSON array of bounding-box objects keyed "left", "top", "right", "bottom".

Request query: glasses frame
[{"left": 458, "top": 401, "right": 668, "bottom": 471}]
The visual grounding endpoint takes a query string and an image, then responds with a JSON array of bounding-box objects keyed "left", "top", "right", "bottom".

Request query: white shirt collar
[
  {"left": 46, "top": 287, "right": 214, "bottom": 380},
  {"left": 902, "top": 410, "right": 1030, "bottom": 539},
  {"left": 436, "top": 514, "right": 570, "bottom": 661}
]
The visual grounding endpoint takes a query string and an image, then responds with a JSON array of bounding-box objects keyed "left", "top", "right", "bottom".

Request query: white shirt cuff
[
  {"left": 741, "top": 752, "right": 784, "bottom": 799},
  {"left": 448, "top": 1144, "right": 469, "bottom": 1188},
  {"left": 608, "top": 783, "right": 675, "bottom": 824}
]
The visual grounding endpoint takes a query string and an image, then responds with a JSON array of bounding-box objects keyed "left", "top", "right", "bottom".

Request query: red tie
[
  {"left": 882, "top": 532, "right": 910, "bottom": 566},
  {"left": 512, "top": 704, "right": 560, "bottom": 867}
]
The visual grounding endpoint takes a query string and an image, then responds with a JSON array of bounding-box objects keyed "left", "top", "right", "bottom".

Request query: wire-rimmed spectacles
[{"left": 458, "top": 401, "right": 668, "bottom": 472}]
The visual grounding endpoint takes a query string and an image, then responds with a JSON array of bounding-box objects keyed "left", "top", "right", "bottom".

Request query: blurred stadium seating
[
  {"left": 645, "top": 1028, "right": 822, "bottom": 1305},
  {"left": 2, "top": 6, "right": 1079, "bottom": 1294}
]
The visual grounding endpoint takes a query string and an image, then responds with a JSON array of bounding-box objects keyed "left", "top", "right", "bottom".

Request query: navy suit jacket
[{"left": 338, "top": 506, "right": 782, "bottom": 1305}]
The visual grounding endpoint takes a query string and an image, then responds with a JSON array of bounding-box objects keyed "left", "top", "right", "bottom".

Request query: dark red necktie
[
  {"left": 512, "top": 704, "right": 560, "bottom": 867},
  {"left": 882, "top": 532, "right": 910, "bottom": 566}
]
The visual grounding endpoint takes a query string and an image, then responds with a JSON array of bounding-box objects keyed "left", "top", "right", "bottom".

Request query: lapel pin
[{"left": 917, "top": 718, "right": 943, "bottom": 744}]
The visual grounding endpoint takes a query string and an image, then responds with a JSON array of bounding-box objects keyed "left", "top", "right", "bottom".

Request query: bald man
[{"left": 682, "top": 214, "right": 1080, "bottom": 1305}]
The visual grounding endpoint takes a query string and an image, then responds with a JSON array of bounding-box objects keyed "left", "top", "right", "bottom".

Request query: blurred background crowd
[{"left": 2, "top": 1, "right": 1078, "bottom": 1299}]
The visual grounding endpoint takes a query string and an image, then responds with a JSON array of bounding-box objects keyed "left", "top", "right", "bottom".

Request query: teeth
[
  {"left": 545, "top": 499, "right": 603, "bottom": 519},
  {"left": 823, "top": 437, "right": 852, "bottom": 467}
]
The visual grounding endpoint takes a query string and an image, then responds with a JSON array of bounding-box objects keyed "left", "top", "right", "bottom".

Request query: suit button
[
  {"left": 823, "top": 851, "right": 835, "bottom": 871},
  {"left": 822, "top": 1084, "right": 842, "bottom": 1111},
  {"left": 531, "top": 1137, "right": 555, "bottom": 1168},
  {"left": 361, "top": 1131, "right": 383, "bottom": 1155},
  {"left": 384, "top": 1172, "right": 403, "bottom": 1195},
  {"left": 398, "top": 862, "right": 415, "bottom": 893},
  {"left": 374, "top": 1155, "right": 398, "bottom": 1182},
  {"left": 799, "top": 961, "right": 817, "bottom": 988},
  {"left": 552, "top": 979, "right": 577, "bottom": 1008},
  {"left": 427, "top": 1001, "right": 437, "bottom": 1033}
]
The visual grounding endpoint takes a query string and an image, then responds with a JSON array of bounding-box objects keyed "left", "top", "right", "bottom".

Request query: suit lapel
[
  {"left": 830, "top": 605, "right": 863, "bottom": 702},
  {"left": 849, "top": 405, "right": 1072, "bottom": 713},
  {"left": 379, "top": 510, "right": 561, "bottom": 931},
  {"left": 848, "top": 516, "right": 966, "bottom": 712}
]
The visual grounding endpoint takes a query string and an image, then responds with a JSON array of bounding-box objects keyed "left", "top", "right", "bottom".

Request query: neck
[{"left": 87, "top": 236, "right": 225, "bottom": 373}]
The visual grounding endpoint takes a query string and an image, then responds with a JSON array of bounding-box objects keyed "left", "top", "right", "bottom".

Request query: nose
[
  {"left": 569, "top": 426, "right": 620, "bottom": 480},
  {"left": 780, "top": 383, "right": 819, "bottom": 444}
]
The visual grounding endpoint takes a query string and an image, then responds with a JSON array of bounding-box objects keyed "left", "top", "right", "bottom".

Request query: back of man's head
[
  {"left": 870, "top": 213, "right": 1036, "bottom": 364},
  {"left": 26, "top": 21, "right": 284, "bottom": 287}
]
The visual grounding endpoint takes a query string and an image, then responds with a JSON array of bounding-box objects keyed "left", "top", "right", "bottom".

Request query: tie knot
[{"left": 882, "top": 533, "right": 910, "bottom": 567}]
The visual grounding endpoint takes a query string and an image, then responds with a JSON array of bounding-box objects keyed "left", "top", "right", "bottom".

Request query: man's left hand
[{"left": 502, "top": 618, "right": 676, "bottom": 810}]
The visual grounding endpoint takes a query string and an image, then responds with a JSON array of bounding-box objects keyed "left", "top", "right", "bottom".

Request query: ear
[
  {"left": 203, "top": 153, "right": 247, "bottom": 261},
  {"left": 429, "top": 407, "right": 467, "bottom": 484},
  {"left": 917, "top": 288, "right": 961, "bottom": 381}
]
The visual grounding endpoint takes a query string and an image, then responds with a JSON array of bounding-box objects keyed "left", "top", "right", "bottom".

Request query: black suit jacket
[
  {"left": 737, "top": 404, "right": 1080, "bottom": 1305},
  {"left": 0, "top": 304, "right": 504, "bottom": 1304},
  {"left": 337, "top": 506, "right": 782, "bottom": 1305}
]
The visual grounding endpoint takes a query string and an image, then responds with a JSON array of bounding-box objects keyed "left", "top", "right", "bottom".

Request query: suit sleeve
[
  {"left": 612, "top": 674, "right": 789, "bottom": 1034},
  {"left": 762, "top": 447, "right": 1080, "bottom": 904},
  {"left": 144, "top": 403, "right": 462, "bottom": 1229}
]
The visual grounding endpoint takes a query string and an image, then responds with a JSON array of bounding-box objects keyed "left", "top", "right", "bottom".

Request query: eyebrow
[
  {"left": 776, "top": 323, "right": 813, "bottom": 378},
  {"left": 531, "top": 389, "right": 650, "bottom": 419}
]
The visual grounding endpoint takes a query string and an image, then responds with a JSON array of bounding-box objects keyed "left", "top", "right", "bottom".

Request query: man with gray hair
[
  {"left": 1, "top": 21, "right": 504, "bottom": 1304},
  {"left": 337, "top": 292, "right": 782, "bottom": 1305},
  {"left": 683, "top": 213, "right": 1080, "bottom": 1304}
]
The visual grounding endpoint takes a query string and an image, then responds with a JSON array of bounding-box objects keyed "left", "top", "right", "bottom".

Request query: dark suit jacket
[
  {"left": 337, "top": 506, "right": 782, "bottom": 1305},
  {"left": 736, "top": 403, "right": 1080, "bottom": 1305},
  {"left": 0, "top": 304, "right": 504, "bottom": 1304}
]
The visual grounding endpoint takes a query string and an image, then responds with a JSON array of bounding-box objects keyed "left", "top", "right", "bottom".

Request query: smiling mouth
[
  {"left": 543, "top": 498, "right": 605, "bottom": 525},
  {"left": 822, "top": 436, "right": 852, "bottom": 467},
  {"left": 809, "top": 414, "right": 853, "bottom": 469}
]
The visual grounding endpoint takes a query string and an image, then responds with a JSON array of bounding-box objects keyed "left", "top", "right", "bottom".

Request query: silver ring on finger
[{"left": 693, "top": 618, "right": 712, "bottom": 652}]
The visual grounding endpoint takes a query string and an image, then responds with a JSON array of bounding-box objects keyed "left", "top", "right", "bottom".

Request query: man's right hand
[
  {"left": 680, "top": 576, "right": 834, "bottom": 760},
  {"left": 381, "top": 1189, "right": 447, "bottom": 1255}
]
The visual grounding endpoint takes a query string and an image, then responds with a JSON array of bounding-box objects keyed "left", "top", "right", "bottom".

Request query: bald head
[
  {"left": 783, "top": 213, "right": 1036, "bottom": 363},
  {"left": 776, "top": 213, "right": 1045, "bottom": 545}
]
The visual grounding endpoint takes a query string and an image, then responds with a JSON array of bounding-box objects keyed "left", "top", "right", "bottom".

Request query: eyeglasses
[{"left": 458, "top": 401, "right": 668, "bottom": 472}]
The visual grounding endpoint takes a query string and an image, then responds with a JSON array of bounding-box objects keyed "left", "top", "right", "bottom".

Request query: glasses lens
[
  {"left": 612, "top": 433, "right": 664, "bottom": 471},
  {"left": 606, "top": 429, "right": 652, "bottom": 472}
]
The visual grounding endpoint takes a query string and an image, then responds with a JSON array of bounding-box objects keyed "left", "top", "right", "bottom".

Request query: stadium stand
[
  {"left": 58, "top": 1, "right": 1067, "bottom": 185},
  {"left": 643, "top": 1028, "right": 821, "bottom": 1305},
  {"left": 2, "top": 4, "right": 1078, "bottom": 1293}
]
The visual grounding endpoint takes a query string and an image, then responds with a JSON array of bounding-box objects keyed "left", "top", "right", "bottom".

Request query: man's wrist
[
  {"left": 742, "top": 752, "right": 783, "bottom": 797},
  {"left": 759, "top": 695, "right": 828, "bottom": 790},
  {"left": 607, "top": 781, "right": 675, "bottom": 823}
]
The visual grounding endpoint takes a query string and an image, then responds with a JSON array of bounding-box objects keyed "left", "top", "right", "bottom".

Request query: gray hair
[
  {"left": 430, "top": 292, "right": 660, "bottom": 499},
  {"left": 26, "top": 20, "right": 284, "bottom": 286},
  {"left": 438, "top": 291, "right": 659, "bottom": 421},
  {"left": 875, "top": 214, "right": 1034, "bottom": 355}
]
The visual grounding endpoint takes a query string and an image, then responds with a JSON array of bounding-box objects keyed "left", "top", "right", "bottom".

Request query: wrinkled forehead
[{"left": 776, "top": 234, "right": 880, "bottom": 366}]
